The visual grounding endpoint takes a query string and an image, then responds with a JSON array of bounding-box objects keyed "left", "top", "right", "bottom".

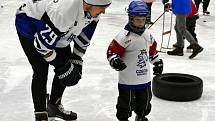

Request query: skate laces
[{"left": 58, "top": 104, "right": 71, "bottom": 115}]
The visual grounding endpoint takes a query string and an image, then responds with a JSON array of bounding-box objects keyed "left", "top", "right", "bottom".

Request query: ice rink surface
[{"left": 0, "top": 0, "right": 215, "bottom": 121}]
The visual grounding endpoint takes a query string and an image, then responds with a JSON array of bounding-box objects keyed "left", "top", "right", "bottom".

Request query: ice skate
[
  {"left": 47, "top": 103, "right": 77, "bottom": 121},
  {"left": 35, "top": 112, "right": 48, "bottom": 121}
]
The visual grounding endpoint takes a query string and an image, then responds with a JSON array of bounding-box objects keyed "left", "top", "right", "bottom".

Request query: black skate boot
[
  {"left": 135, "top": 115, "right": 148, "bottom": 121},
  {"left": 167, "top": 47, "right": 184, "bottom": 56},
  {"left": 35, "top": 112, "right": 48, "bottom": 121},
  {"left": 189, "top": 43, "right": 203, "bottom": 59},
  {"left": 47, "top": 101, "right": 77, "bottom": 121}
]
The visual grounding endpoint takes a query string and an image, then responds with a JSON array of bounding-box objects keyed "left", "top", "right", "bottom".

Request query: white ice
[{"left": 0, "top": 0, "right": 215, "bottom": 121}]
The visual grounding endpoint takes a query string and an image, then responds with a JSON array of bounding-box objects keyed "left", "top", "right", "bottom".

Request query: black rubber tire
[{"left": 152, "top": 73, "right": 203, "bottom": 101}]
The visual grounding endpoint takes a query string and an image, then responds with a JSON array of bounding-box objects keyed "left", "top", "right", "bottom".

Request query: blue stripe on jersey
[
  {"left": 82, "top": 21, "right": 98, "bottom": 40},
  {"left": 118, "top": 81, "right": 151, "bottom": 90}
]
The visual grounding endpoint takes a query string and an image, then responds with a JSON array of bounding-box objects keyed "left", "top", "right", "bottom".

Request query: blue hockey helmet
[{"left": 127, "top": 0, "right": 149, "bottom": 17}]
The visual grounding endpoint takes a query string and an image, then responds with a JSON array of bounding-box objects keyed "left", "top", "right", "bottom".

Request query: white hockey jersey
[
  {"left": 107, "top": 29, "right": 160, "bottom": 88},
  {"left": 16, "top": 0, "right": 99, "bottom": 61}
]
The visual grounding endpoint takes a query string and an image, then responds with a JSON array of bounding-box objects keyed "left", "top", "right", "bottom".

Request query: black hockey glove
[
  {"left": 67, "top": 53, "right": 83, "bottom": 86},
  {"left": 109, "top": 55, "right": 127, "bottom": 71},
  {"left": 50, "top": 54, "right": 83, "bottom": 86},
  {"left": 153, "top": 59, "right": 163, "bottom": 76}
]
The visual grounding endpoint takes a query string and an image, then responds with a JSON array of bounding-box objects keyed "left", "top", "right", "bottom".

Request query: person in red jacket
[{"left": 173, "top": 0, "right": 199, "bottom": 49}]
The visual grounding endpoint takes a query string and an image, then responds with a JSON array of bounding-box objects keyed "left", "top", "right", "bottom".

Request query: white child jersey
[
  {"left": 107, "top": 29, "right": 160, "bottom": 86},
  {"left": 17, "top": 0, "right": 99, "bottom": 61}
]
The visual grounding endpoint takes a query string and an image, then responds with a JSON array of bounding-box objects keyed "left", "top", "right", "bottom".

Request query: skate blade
[{"left": 48, "top": 117, "right": 77, "bottom": 121}]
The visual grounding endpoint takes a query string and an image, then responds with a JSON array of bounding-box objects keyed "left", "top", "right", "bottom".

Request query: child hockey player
[{"left": 107, "top": 1, "right": 163, "bottom": 121}]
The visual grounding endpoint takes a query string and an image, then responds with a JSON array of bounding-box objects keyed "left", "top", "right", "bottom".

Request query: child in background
[{"left": 107, "top": 1, "right": 163, "bottom": 121}]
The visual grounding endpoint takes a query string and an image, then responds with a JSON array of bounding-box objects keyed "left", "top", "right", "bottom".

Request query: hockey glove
[
  {"left": 67, "top": 53, "right": 83, "bottom": 86},
  {"left": 109, "top": 55, "right": 127, "bottom": 71},
  {"left": 153, "top": 59, "right": 163, "bottom": 76},
  {"left": 54, "top": 61, "right": 81, "bottom": 86},
  {"left": 50, "top": 53, "right": 83, "bottom": 86}
]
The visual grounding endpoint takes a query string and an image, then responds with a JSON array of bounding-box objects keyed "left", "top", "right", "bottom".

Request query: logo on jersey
[{"left": 136, "top": 49, "right": 148, "bottom": 76}]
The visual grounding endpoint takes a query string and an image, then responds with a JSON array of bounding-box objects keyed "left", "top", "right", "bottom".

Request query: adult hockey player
[
  {"left": 107, "top": 1, "right": 163, "bottom": 121},
  {"left": 163, "top": 0, "right": 203, "bottom": 59},
  {"left": 15, "top": 0, "right": 111, "bottom": 121}
]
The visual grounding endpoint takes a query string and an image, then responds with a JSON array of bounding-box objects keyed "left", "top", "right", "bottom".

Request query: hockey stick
[{"left": 148, "top": 11, "right": 166, "bottom": 29}]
